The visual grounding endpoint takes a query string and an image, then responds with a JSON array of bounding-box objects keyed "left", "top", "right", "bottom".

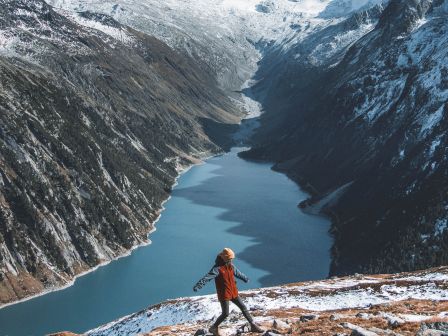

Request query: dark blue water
[{"left": 0, "top": 147, "right": 332, "bottom": 336}]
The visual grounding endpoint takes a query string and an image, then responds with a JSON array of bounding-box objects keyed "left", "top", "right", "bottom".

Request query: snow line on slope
[{"left": 87, "top": 268, "right": 448, "bottom": 336}]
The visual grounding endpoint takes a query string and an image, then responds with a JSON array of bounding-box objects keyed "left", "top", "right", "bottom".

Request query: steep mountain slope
[
  {"left": 243, "top": 0, "right": 448, "bottom": 275},
  {"left": 46, "top": 0, "right": 261, "bottom": 93},
  {"left": 62, "top": 267, "right": 448, "bottom": 335},
  {"left": 0, "top": 0, "right": 241, "bottom": 305},
  {"left": 44, "top": 0, "right": 334, "bottom": 95}
]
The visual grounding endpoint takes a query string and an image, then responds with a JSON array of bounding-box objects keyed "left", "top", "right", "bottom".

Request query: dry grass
[
  {"left": 282, "top": 299, "right": 448, "bottom": 336},
  {"left": 143, "top": 299, "right": 448, "bottom": 336},
  {"left": 51, "top": 267, "right": 448, "bottom": 336}
]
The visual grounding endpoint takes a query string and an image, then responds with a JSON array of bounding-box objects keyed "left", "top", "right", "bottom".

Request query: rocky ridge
[{"left": 55, "top": 267, "right": 448, "bottom": 335}]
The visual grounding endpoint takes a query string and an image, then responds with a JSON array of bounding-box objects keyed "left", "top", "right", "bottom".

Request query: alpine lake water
[{"left": 0, "top": 117, "right": 332, "bottom": 336}]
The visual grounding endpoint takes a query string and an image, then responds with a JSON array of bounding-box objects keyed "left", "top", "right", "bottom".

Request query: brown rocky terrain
[{"left": 53, "top": 266, "right": 448, "bottom": 336}]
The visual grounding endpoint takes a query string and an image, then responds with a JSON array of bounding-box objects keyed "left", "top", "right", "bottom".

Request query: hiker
[{"left": 193, "top": 248, "right": 264, "bottom": 335}]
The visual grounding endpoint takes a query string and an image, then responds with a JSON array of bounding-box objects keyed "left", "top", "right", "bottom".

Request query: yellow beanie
[{"left": 220, "top": 248, "right": 235, "bottom": 261}]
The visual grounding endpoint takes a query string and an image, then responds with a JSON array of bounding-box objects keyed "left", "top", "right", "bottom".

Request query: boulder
[
  {"left": 272, "top": 319, "right": 290, "bottom": 330},
  {"left": 417, "top": 330, "right": 448, "bottom": 336},
  {"left": 262, "top": 331, "right": 283, "bottom": 336},
  {"left": 300, "top": 314, "right": 319, "bottom": 322},
  {"left": 356, "top": 313, "right": 372, "bottom": 320},
  {"left": 419, "top": 322, "right": 448, "bottom": 333},
  {"left": 369, "top": 327, "right": 404, "bottom": 335},
  {"left": 341, "top": 322, "right": 379, "bottom": 336},
  {"left": 330, "top": 314, "right": 343, "bottom": 321},
  {"left": 417, "top": 322, "right": 448, "bottom": 336},
  {"left": 381, "top": 313, "right": 405, "bottom": 327}
]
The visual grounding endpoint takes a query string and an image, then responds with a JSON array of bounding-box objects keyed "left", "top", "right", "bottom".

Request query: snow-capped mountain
[
  {"left": 0, "top": 0, "right": 372, "bottom": 307},
  {"left": 0, "top": 0, "right": 241, "bottom": 305},
  {"left": 45, "top": 0, "right": 261, "bottom": 93},
  {"left": 1, "top": 0, "right": 446, "bottom": 307},
  {"left": 43, "top": 0, "right": 346, "bottom": 92},
  {"left": 244, "top": 0, "right": 448, "bottom": 275}
]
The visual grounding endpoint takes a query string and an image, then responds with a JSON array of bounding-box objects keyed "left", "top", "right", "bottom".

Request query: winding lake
[{"left": 0, "top": 142, "right": 332, "bottom": 335}]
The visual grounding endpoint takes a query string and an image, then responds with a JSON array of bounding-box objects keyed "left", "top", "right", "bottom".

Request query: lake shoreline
[
  {"left": 0, "top": 121, "right": 332, "bottom": 335},
  {"left": 0, "top": 80, "right": 258, "bottom": 310},
  {"left": 0, "top": 149, "right": 218, "bottom": 311}
]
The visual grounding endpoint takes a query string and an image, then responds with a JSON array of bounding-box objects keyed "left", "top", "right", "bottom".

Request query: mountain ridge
[
  {"left": 242, "top": 0, "right": 448, "bottom": 276},
  {"left": 54, "top": 266, "right": 448, "bottom": 335}
]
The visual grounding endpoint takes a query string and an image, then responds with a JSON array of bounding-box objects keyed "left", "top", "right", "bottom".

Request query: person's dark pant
[{"left": 213, "top": 296, "right": 254, "bottom": 327}]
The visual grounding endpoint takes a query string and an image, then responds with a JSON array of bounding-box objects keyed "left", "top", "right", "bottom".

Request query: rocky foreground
[{"left": 52, "top": 267, "right": 448, "bottom": 336}]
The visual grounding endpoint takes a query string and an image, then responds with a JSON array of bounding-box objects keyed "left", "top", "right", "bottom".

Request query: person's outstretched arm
[
  {"left": 233, "top": 265, "right": 249, "bottom": 283},
  {"left": 193, "top": 266, "right": 220, "bottom": 292}
]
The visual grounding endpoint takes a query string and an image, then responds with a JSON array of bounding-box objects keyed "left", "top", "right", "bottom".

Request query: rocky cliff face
[
  {"left": 45, "top": 0, "right": 263, "bottom": 95},
  {"left": 243, "top": 0, "right": 448, "bottom": 276},
  {"left": 67, "top": 267, "right": 448, "bottom": 335},
  {"left": 0, "top": 0, "right": 241, "bottom": 305}
]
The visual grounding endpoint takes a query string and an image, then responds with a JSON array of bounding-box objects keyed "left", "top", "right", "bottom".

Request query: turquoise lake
[{"left": 0, "top": 146, "right": 332, "bottom": 336}]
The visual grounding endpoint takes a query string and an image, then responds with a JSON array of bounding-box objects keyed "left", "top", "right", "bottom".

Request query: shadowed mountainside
[{"left": 0, "top": 0, "right": 241, "bottom": 305}]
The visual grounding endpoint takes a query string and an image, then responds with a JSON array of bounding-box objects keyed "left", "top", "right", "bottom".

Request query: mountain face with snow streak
[
  {"left": 319, "top": 0, "right": 386, "bottom": 18},
  {"left": 0, "top": 0, "right": 241, "bottom": 305},
  {"left": 244, "top": 0, "right": 448, "bottom": 275},
  {"left": 45, "top": 0, "right": 264, "bottom": 93},
  {"left": 43, "top": 0, "right": 337, "bottom": 93}
]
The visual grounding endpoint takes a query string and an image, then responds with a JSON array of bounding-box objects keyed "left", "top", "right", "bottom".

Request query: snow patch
[
  {"left": 420, "top": 105, "right": 444, "bottom": 136},
  {"left": 435, "top": 219, "right": 448, "bottom": 237},
  {"left": 65, "top": 11, "right": 134, "bottom": 44},
  {"left": 353, "top": 76, "right": 407, "bottom": 122},
  {"left": 87, "top": 269, "right": 448, "bottom": 336}
]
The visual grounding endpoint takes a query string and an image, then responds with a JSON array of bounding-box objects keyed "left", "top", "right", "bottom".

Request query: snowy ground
[{"left": 86, "top": 267, "right": 448, "bottom": 336}]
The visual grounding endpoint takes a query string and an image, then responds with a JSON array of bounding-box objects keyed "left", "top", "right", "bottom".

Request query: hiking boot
[
  {"left": 209, "top": 325, "right": 221, "bottom": 336},
  {"left": 250, "top": 323, "right": 264, "bottom": 333}
]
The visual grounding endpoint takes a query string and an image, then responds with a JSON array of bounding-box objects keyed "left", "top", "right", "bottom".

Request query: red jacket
[
  {"left": 215, "top": 263, "right": 239, "bottom": 301},
  {"left": 194, "top": 257, "right": 249, "bottom": 301}
]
